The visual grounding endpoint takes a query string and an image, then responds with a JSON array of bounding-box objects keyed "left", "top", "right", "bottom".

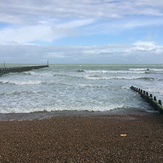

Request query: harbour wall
[{"left": 0, "top": 65, "right": 49, "bottom": 76}]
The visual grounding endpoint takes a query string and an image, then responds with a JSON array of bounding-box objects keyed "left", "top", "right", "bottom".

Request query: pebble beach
[{"left": 0, "top": 111, "right": 163, "bottom": 162}]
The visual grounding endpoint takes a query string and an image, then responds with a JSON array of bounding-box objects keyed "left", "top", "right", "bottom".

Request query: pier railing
[
  {"left": 0, "top": 65, "right": 49, "bottom": 76},
  {"left": 130, "top": 86, "right": 163, "bottom": 114}
]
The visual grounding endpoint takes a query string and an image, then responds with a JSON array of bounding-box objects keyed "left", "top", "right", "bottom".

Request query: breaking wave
[
  {"left": 0, "top": 80, "right": 41, "bottom": 85},
  {"left": 84, "top": 76, "right": 155, "bottom": 81}
]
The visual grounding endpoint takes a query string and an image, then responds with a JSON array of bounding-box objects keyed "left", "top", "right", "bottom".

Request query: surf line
[
  {"left": 130, "top": 86, "right": 163, "bottom": 114},
  {"left": 0, "top": 65, "right": 49, "bottom": 76}
]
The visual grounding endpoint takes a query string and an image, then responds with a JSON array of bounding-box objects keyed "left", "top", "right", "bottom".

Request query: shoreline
[{"left": 0, "top": 107, "right": 157, "bottom": 121}]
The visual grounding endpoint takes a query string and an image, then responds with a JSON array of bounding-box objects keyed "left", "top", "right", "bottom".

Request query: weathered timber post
[{"left": 158, "top": 100, "right": 163, "bottom": 114}]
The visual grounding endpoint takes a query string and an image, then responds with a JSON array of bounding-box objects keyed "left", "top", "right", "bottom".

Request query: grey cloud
[
  {"left": 0, "top": 0, "right": 163, "bottom": 24},
  {"left": 0, "top": 43, "right": 163, "bottom": 64}
]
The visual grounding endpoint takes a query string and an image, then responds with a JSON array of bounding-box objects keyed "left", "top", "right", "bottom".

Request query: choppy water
[{"left": 0, "top": 64, "right": 163, "bottom": 113}]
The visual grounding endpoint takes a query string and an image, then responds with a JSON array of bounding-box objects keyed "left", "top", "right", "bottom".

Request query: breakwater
[
  {"left": 0, "top": 65, "right": 49, "bottom": 76},
  {"left": 130, "top": 86, "right": 163, "bottom": 114}
]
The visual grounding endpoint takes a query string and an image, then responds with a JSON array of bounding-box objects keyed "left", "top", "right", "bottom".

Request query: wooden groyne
[
  {"left": 130, "top": 86, "right": 163, "bottom": 114},
  {"left": 0, "top": 65, "right": 49, "bottom": 76}
]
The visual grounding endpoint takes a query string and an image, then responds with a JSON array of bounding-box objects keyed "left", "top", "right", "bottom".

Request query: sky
[{"left": 0, "top": 0, "right": 163, "bottom": 64}]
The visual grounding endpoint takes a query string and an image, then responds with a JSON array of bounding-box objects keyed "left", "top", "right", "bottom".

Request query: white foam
[
  {"left": 129, "top": 68, "right": 148, "bottom": 71},
  {"left": 0, "top": 79, "right": 41, "bottom": 85},
  {"left": 85, "top": 70, "right": 144, "bottom": 74},
  {"left": 84, "top": 76, "right": 153, "bottom": 80}
]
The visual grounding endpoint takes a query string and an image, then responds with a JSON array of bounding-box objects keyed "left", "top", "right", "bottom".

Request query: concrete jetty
[
  {"left": 130, "top": 86, "right": 163, "bottom": 114},
  {"left": 0, "top": 65, "right": 49, "bottom": 76}
]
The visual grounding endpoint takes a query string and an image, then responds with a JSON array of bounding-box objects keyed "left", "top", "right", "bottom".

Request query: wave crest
[{"left": 0, "top": 80, "right": 41, "bottom": 85}]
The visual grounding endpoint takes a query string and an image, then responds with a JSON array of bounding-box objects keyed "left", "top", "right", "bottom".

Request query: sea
[{"left": 0, "top": 64, "right": 163, "bottom": 114}]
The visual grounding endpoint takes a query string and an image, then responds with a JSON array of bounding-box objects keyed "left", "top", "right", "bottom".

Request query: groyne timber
[
  {"left": 130, "top": 86, "right": 163, "bottom": 114},
  {"left": 0, "top": 65, "right": 49, "bottom": 76}
]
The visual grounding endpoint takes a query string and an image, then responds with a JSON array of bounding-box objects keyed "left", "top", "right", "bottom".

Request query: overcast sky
[{"left": 0, "top": 0, "right": 163, "bottom": 64}]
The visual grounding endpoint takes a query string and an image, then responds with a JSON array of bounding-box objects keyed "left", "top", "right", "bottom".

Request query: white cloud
[
  {"left": 0, "top": 25, "right": 54, "bottom": 44},
  {"left": 134, "top": 41, "right": 155, "bottom": 46},
  {"left": 0, "top": 19, "right": 95, "bottom": 44},
  {"left": 0, "top": 0, "right": 163, "bottom": 45},
  {"left": 57, "top": 19, "right": 95, "bottom": 28},
  {"left": 1, "top": 16, "right": 162, "bottom": 45},
  {"left": 133, "top": 41, "right": 157, "bottom": 51}
]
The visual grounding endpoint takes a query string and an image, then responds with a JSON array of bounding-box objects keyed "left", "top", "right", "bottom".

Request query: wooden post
[
  {"left": 154, "top": 96, "right": 157, "bottom": 101},
  {"left": 158, "top": 100, "right": 163, "bottom": 114},
  {"left": 159, "top": 100, "right": 162, "bottom": 106}
]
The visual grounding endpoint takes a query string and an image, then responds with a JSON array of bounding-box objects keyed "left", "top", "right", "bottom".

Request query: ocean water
[{"left": 0, "top": 64, "right": 163, "bottom": 113}]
